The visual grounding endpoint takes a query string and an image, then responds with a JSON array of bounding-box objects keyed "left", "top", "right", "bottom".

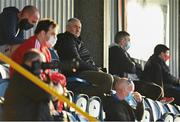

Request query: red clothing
[
  {"left": 10, "top": 36, "right": 66, "bottom": 112},
  {"left": 10, "top": 35, "right": 51, "bottom": 78}
]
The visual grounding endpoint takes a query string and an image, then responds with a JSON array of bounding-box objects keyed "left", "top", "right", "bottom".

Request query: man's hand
[{"left": 132, "top": 91, "right": 143, "bottom": 103}]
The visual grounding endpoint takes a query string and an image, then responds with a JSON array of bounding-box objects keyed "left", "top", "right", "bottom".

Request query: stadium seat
[
  {"left": 144, "top": 98, "right": 161, "bottom": 121},
  {"left": 63, "top": 111, "right": 77, "bottom": 121},
  {"left": 143, "top": 98, "right": 153, "bottom": 121},
  {"left": 0, "top": 64, "right": 10, "bottom": 97},
  {"left": 74, "top": 94, "right": 89, "bottom": 121},
  {"left": 140, "top": 107, "right": 151, "bottom": 122},
  {"left": 88, "top": 96, "right": 102, "bottom": 120},
  {"left": 0, "top": 79, "right": 9, "bottom": 97},
  {"left": 156, "top": 101, "right": 174, "bottom": 122},
  {"left": 174, "top": 114, "right": 180, "bottom": 122},
  {"left": 165, "top": 103, "right": 179, "bottom": 115},
  {"left": 75, "top": 94, "right": 89, "bottom": 112},
  {"left": 64, "top": 90, "right": 75, "bottom": 112},
  {"left": 0, "top": 97, "right": 4, "bottom": 120},
  {"left": 0, "top": 64, "right": 9, "bottom": 79},
  {"left": 174, "top": 104, "right": 180, "bottom": 113}
]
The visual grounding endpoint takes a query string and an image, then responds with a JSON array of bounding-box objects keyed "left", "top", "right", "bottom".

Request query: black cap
[{"left": 154, "top": 44, "right": 169, "bottom": 55}]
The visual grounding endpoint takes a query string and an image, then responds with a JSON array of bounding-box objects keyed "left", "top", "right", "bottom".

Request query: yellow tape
[{"left": 0, "top": 53, "right": 97, "bottom": 121}]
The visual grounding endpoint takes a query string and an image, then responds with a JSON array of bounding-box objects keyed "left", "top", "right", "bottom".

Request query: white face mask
[{"left": 48, "top": 36, "right": 57, "bottom": 47}]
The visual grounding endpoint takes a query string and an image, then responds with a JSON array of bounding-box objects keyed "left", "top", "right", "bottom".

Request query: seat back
[
  {"left": 144, "top": 98, "right": 161, "bottom": 121},
  {"left": 0, "top": 64, "right": 9, "bottom": 79},
  {"left": 156, "top": 101, "right": 174, "bottom": 122},
  {"left": 75, "top": 94, "right": 89, "bottom": 112},
  {"left": 74, "top": 94, "right": 89, "bottom": 121},
  {"left": 88, "top": 96, "right": 102, "bottom": 119},
  {"left": 64, "top": 90, "right": 75, "bottom": 112},
  {"left": 174, "top": 114, "right": 180, "bottom": 122},
  {"left": 161, "top": 113, "right": 174, "bottom": 122},
  {"left": 0, "top": 97, "right": 4, "bottom": 120},
  {"left": 141, "top": 108, "right": 151, "bottom": 122},
  {"left": 156, "top": 101, "right": 167, "bottom": 115},
  {"left": 165, "top": 103, "right": 179, "bottom": 115},
  {"left": 0, "top": 79, "right": 9, "bottom": 97},
  {"left": 144, "top": 98, "right": 153, "bottom": 121},
  {"left": 174, "top": 104, "right": 180, "bottom": 113}
]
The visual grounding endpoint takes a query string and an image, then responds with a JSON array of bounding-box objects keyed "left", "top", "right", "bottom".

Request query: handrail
[{"left": 0, "top": 53, "right": 97, "bottom": 121}]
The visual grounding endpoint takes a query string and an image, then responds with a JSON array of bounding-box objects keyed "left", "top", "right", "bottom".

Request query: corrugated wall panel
[
  {"left": 169, "top": 0, "right": 179, "bottom": 77},
  {"left": 0, "top": 0, "right": 74, "bottom": 38}
]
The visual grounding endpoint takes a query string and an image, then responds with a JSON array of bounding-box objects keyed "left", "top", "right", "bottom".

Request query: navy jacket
[{"left": 0, "top": 7, "right": 24, "bottom": 45}]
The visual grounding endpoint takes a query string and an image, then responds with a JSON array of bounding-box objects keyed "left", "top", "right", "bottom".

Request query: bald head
[
  {"left": 66, "top": 18, "right": 81, "bottom": 38},
  {"left": 113, "top": 76, "right": 134, "bottom": 92},
  {"left": 19, "top": 5, "right": 40, "bottom": 27},
  {"left": 21, "top": 5, "right": 38, "bottom": 15}
]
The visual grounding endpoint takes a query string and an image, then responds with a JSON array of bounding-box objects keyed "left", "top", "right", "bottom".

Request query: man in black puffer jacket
[{"left": 54, "top": 18, "right": 99, "bottom": 76}]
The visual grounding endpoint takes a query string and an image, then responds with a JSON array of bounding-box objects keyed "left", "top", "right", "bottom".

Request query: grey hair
[{"left": 66, "top": 18, "right": 81, "bottom": 27}]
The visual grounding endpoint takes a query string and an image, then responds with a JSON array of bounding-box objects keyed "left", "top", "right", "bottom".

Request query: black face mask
[{"left": 19, "top": 19, "right": 34, "bottom": 30}]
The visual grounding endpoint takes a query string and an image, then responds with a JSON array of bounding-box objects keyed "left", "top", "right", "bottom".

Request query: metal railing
[{"left": 0, "top": 52, "right": 97, "bottom": 121}]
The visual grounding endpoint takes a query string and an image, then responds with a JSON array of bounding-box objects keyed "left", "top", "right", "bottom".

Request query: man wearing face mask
[
  {"left": 109, "top": 31, "right": 142, "bottom": 79},
  {"left": 0, "top": 5, "right": 40, "bottom": 57},
  {"left": 142, "top": 44, "right": 180, "bottom": 104},
  {"left": 102, "top": 77, "right": 144, "bottom": 121},
  {"left": 10, "top": 19, "right": 58, "bottom": 78}
]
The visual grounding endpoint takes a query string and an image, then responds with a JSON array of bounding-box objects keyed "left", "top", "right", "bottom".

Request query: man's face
[
  {"left": 116, "top": 78, "right": 133, "bottom": 97},
  {"left": 67, "top": 21, "right": 82, "bottom": 38},
  {"left": 43, "top": 26, "right": 58, "bottom": 48},
  {"left": 161, "top": 51, "right": 170, "bottom": 62},
  {"left": 19, "top": 11, "right": 40, "bottom": 30},
  {"left": 123, "top": 36, "right": 131, "bottom": 50},
  {"left": 27, "top": 11, "right": 40, "bottom": 26}
]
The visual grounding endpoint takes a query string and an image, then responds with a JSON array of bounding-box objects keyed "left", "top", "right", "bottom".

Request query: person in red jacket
[
  {"left": 9, "top": 19, "right": 67, "bottom": 119},
  {"left": 10, "top": 19, "right": 58, "bottom": 78}
]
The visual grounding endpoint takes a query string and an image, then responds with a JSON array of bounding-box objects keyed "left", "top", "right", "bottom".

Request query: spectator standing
[{"left": 0, "top": 5, "right": 40, "bottom": 56}]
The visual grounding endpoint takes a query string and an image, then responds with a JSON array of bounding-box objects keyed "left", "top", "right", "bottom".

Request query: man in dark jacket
[
  {"left": 0, "top": 5, "right": 39, "bottom": 56},
  {"left": 102, "top": 77, "right": 144, "bottom": 121},
  {"left": 142, "top": 44, "right": 180, "bottom": 104},
  {"left": 3, "top": 49, "right": 53, "bottom": 120},
  {"left": 54, "top": 18, "right": 113, "bottom": 96},
  {"left": 54, "top": 18, "right": 99, "bottom": 76},
  {"left": 109, "top": 31, "right": 142, "bottom": 79}
]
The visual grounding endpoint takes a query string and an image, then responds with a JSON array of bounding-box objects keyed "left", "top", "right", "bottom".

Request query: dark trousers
[
  {"left": 67, "top": 71, "right": 113, "bottom": 96},
  {"left": 164, "top": 84, "right": 180, "bottom": 105}
]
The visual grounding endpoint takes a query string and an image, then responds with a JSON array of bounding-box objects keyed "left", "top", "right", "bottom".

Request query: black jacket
[
  {"left": 0, "top": 7, "right": 24, "bottom": 45},
  {"left": 3, "top": 65, "right": 52, "bottom": 121},
  {"left": 102, "top": 95, "right": 144, "bottom": 121},
  {"left": 109, "top": 44, "right": 137, "bottom": 77},
  {"left": 142, "top": 54, "right": 179, "bottom": 87},
  {"left": 54, "top": 31, "right": 98, "bottom": 76}
]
